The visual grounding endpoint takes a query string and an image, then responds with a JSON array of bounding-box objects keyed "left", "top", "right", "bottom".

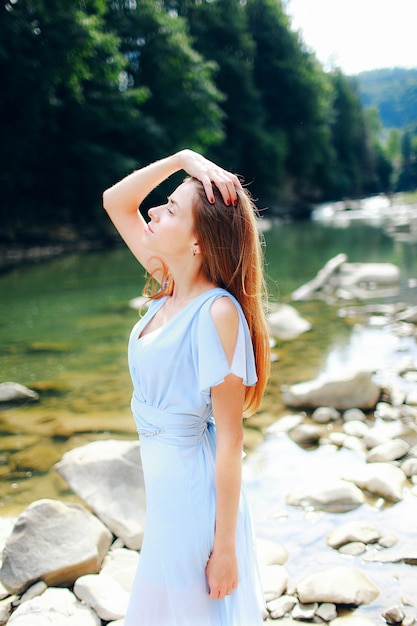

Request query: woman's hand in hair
[{"left": 176, "top": 149, "right": 241, "bottom": 206}]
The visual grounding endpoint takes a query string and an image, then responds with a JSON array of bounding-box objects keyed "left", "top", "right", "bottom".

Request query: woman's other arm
[{"left": 206, "top": 297, "right": 245, "bottom": 600}]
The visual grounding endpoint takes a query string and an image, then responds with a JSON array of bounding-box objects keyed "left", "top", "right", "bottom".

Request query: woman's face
[{"left": 145, "top": 181, "right": 197, "bottom": 260}]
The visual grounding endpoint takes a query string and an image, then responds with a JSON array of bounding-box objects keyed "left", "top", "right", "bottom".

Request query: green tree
[
  {"left": 0, "top": 0, "right": 141, "bottom": 232},
  {"left": 104, "top": 0, "right": 224, "bottom": 161},
  {"left": 246, "top": 0, "right": 334, "bottom": 210}
]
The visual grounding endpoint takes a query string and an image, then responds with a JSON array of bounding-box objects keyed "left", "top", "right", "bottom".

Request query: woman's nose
[{"left": 148, "top": 206, "right": 158, "bottom": 221}]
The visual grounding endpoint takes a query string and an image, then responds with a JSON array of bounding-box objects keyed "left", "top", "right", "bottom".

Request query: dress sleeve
[{"left": 197, "top": 294, "right": 258, "bottom": 402}]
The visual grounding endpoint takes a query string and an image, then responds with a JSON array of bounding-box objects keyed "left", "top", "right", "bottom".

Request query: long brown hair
[{"left": 144, "top": 178, "right": 270, "bottom": 416}]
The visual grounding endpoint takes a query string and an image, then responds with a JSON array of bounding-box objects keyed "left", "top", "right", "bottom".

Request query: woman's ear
[{"left": 192, "top": 241, "right": 201, "bottom": 256}]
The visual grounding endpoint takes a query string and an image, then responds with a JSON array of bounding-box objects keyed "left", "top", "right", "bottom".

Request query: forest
[{"left": 1, "top": 0, "right": 416, "bottom": 240}]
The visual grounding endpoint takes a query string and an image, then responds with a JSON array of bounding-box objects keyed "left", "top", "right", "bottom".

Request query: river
[{"left": 1, "top": 205, "right": 417, "bottom": 620}]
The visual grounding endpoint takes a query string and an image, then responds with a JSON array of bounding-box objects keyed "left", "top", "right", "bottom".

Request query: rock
[
  {"left": 374, "top": 402, "right": 401, "bottom": 421},
  {"left": 343, "top": 408, "right": 367, "bottom": 422},
  {"left": 343, "top": 462, "right": 407, "bottom": 502},
  {"left": 366, "top": 439, "right": 410, "bottom": 463},
  {"left": 337, "top": 262, "right": 400, "bottom": 289},
  {"left": 55, "top": 440, "right": 146, "bottom": 550},
  {"left": 261, "top": 565, "right": 288, "bottom": 601},
  {"left": 17, "top": 580, "right": 48, "bottom": 605},
  {"left": 267, "top": 595, "right": 297, "bottom": 619},
  {"left": 7, "top": 587, "right": 100, "bottom": 625},
  {"left": 362, "top": 547, "right": 417, "bottom": 565},
  {"left": 0, "top": 499, "right": 112, "bottom": 594},
  {"left": 382, "top": 605, "right": 406, "bottom": 624},
  {"left": 401, "top": 457, "right": 417, "bottom": 477},
  {"left": 312, "top": 407, "right": 341, "bottom": 424},
  {"left": 292, "top": 601, "right": 318, "bottom": 620},
  {"left": 266, "top": 414, "right": 304, "bottom": 434},
  {"left": 316, "top": 603, "right": 337, "bottom": 621},
  {"left": 74, "top": 573, "right": 129, "bottom": 621},
  {"left": 378, "top": 534, "right": 398, "bottom": 548},
  {"left": 267, "top": 304, "right": 312, "bottom": 340},
  {"left": 286, "top": 480, "right": 364, "bottom": 513},
  {"left": 0, "top": 518, "right": 16, "bottom": 557},
  {"left": 282, "top": 370, "right": 380, "bottom": 411},
  {"left": 363, "top": 429, "right": 390, "bottom": 449},
  {"left": 256, "top": 539, "right": 288, "bottom": 566},
  {"left": 338, "top": 542, "right": 367, "bottom": 556},
  {"left": 289, "top": 424, "right": 323, "bottom": 447},
  {"left": 101, "top": 547, "right": 139, "bottom": 593},
  {"left": 296, "top": 565, "right": 379, "bottom": 605},
  {"left": 343, "top": 420, "right": 369, "bottom": 438},
  {"left": 0, "top": 597, "right": 13, "bottom": 624},
  {"left": 396, "top": 305, "right": 417, "bottom": 323},
  {"left": 327, "top": 520, "right": 381, "bottom": 549},
  {"left": 0, "top": 382, "right": 39, "bottom": 405}
]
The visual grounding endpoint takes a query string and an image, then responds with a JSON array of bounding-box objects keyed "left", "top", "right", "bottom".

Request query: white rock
[
  {"left": 363, "top": 429, "right": 390, "bottom": 449},
  {"left": 338, "top": 542, "right": 367, "bottom": 556},
  {"left": 382, "top": 605, "right": 405, "bottom": 624},
  {"left": 316, "top": 602, "right": 337, "bottom": 621},
  {"left": 289, "top": 424, "right": 323, "bottom": 446},
  {"left": 378, "top": 534, "right": 398, "bottom": 548},
  {"left": 343, "top": 420, "right": 369, "bottom": 438},
  {"left": 267, "top": 595, "right": 297, "bottom": 619},
  {"left": 327, "top": 521, "right": 381, "bottom": 549},
  {"left": 0, "top": 597, "right": 13, "bottom": 624},
  {"left": 256, "top": 539, "right": 288, "bottom": 566},
  {"left": 292, "top": 601, "right": 318, "bottom": 620},
  {"left": 7, "top": 587, "right": 100, "bottom": 625},
  {"left": 0, "top": 382, "right": 39, "bottom": 404},
  {"left": 267, "top": 304, "right": 311, "bottom": 340},
  {"left": 401, "top": 457, "right": 417, "bottom": 477},
  {"left": 362, "top": 547, "right": 417, "bottom": 565},
  {"left": 56, "top": 440, "right": 146, "bottom": 549},
  {"left": 260, "top": 565, "right": 288, "bottom": 601},
  {"left": 17, "top": 580, "right": 48, "bottom": 604},
  {"left": 266, "top": 414, "right": 304, "bottom": 434},
  {"left": 74, "top": 573, "right": 129, "bottom": 621},
  {"left": 343, "top": 462, "right": 407, "bottom": 502},
  {"left": 101, "top": 547, "right": 139, "bottom": 593},
  {"left": 312, "top": 407, "right": 341, "bottom": 424},
  {"left": 366, "top": 438, "right": 410, "bottom": 463},
  {"left": 296, "top": 565, "right": 379, "bottom": 605},
  {"left": 282, "top": 370, "right": 380, "bottom": 411},
  {"left": 0, "top": 499, "right": 112, "bottom": 594},
  {"left": 286, "top": 480, "right": 365, "bottom": 513},
  {"left": 343, "top": 408, "right": 366, "bottom": 422}
]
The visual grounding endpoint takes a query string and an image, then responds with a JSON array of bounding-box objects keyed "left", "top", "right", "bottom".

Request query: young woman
[{"left": 103, "top": 149, "right": 270, "bottom": 625}]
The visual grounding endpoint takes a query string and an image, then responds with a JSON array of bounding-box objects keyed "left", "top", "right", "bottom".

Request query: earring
[{"left": 193, "top": 248, "right": 197, "bottom": 256}]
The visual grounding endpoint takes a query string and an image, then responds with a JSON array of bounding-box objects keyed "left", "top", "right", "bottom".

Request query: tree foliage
[{"left": 0, "top": 0, "right": 403, "bottom": 237}]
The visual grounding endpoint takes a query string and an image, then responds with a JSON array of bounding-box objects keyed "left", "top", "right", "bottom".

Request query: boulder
[
  {"left": 56, "top": 439, "right": 146, "bottom": 550},
  {"left": 296, "top": 565, "right": 379, "bottom": 605},
  {"left": 327, "top": 521, "right": 381, "bottom": 549},
  {"left": 267, "top": 304, "right": 311, "bottom": 340},
  {"left": 74, "top": 573, "right": 129, "bottom": 621},
  {"left": 286, "top": 480, "right": 364, "bottom": 513},
  {"left": 401, "top": 457, "right": 417, "bottom": 477},
  {"left": 7, "top": 587, "right": 100, "bottom": 625},
  {"left": 343, "top": 420, "right": 369, "bottom": 438},
  {"left": 282, "top": 370, "right": 380, "bottom": 411},
  {"left": 0, "top": 382, "right": 39, "bottom": 405},
  {"left": 256, "top": 539, "right": 288, "bottom": 566},
  {"left": 0, "top": 499, "right": 112, "bottom": 594},
  {"left": 260, "top": 564, "right": 288, "bottom": 601},
  {"left": 343, "top": 463, "right": 407, "bottom": 502},
  {"left": 288, "top": 424, "right": 323, "bottom": 447},
  {"left": 366, "top": 438, "right": 410, "bottom": 463},
  {"left": 362, "top": 547, "right": 417, "bottom": 565},
  {"left": 101, "top": 547, "right": 139, "bottom": 593},
  {"left": 266, "top": 595, "right": 297, "bottom": 619},
  {"left": 311, "top": 406, "right": 341, "bottom": 424}
]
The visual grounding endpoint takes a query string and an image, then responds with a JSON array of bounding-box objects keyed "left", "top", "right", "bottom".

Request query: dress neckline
[{"left": 138, "top": 287, "right": 224, "bottom": 340}]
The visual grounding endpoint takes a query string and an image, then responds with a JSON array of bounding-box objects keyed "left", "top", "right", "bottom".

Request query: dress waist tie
[{"left": 131, "top": 396, "right": 214, "bottom": 447}]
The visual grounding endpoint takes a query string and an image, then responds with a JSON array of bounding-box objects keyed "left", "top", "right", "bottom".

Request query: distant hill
[{"left": 355, "top": 67, "right": 417, "bottom": 129}]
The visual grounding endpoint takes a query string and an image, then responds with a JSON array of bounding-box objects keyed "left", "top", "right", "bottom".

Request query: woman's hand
[
  {"left": 205, "top": 545, "right": 239, "bottom": 600},
  {"left": 176, "top": 149, "right": 241, "bottom": 206}
]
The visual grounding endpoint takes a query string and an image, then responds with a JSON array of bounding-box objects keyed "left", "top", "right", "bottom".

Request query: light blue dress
[{"left": 124, "top": 287, "right": 265, "bottom": 626}]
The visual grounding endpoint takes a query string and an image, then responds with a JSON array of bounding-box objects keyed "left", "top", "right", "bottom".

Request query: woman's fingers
[{"left": 177, "top": 149, "right": 241, "bottom": 204}]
